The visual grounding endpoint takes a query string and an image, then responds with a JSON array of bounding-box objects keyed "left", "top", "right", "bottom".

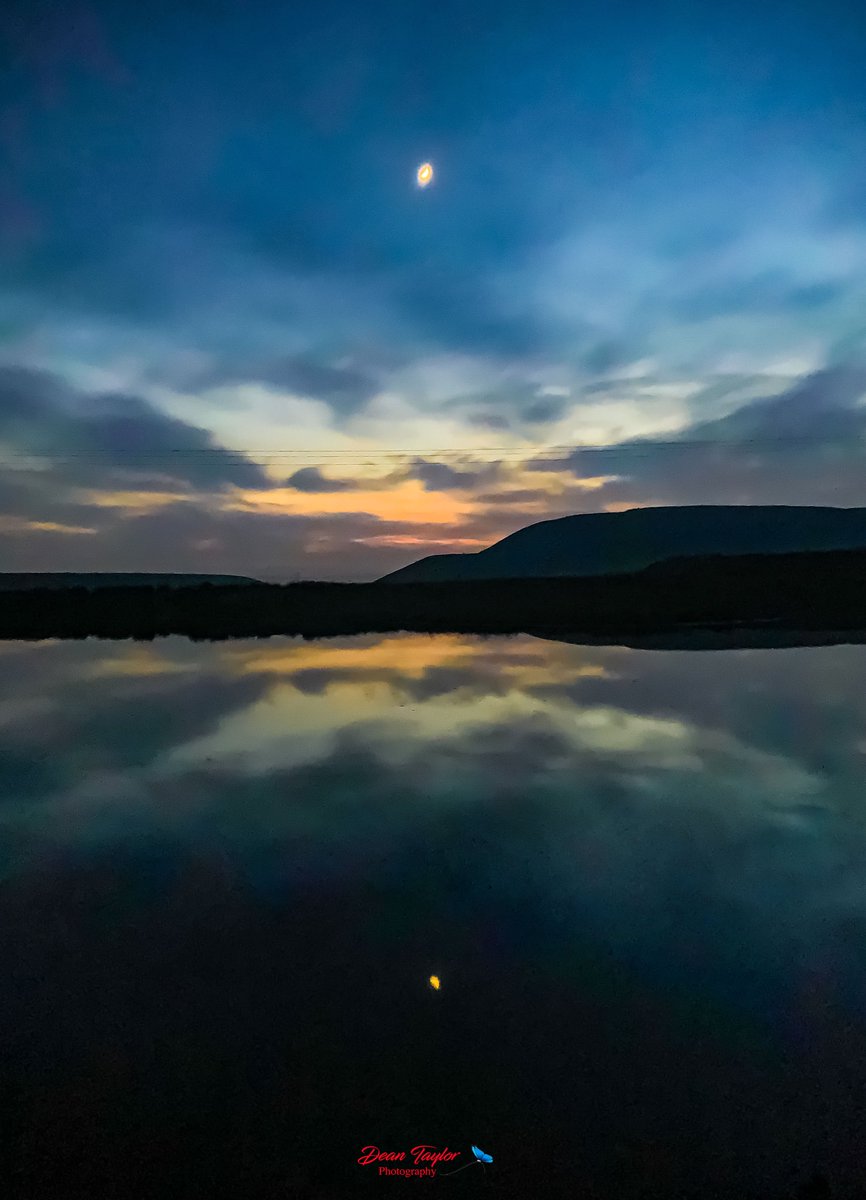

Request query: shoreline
[{"left": 0, "top": 548, "right": 864, "bottom": 644}]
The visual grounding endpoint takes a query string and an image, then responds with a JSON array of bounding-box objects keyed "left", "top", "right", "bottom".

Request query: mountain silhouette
[{"left": 381, "top": 505, "right": 866, "bottom": 582}]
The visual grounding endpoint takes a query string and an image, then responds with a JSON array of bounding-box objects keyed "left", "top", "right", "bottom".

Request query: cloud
[
  {"left": 0, "top": 364, "right": 540, "bottom": 576},
  {"left": 535, "top": 366, "right": 866, "bottom": 508},
  {"left": 670, "top": 273, "right": 848, "bottom": 323},
  {"left": 466, "top": 412, "right": 512, "bottom": 430},
  {"left": 475, "top": 489, "right": 555, "bottom": 506},
  {"left": 256, "top": 356, "right": 379, "bottom": 412},
  {"left": 697, "top": 365, "right": 866, "bottom": 441},
  {"left": 407, "top": 457, "right": 503, "bottom": 492},
  {"left": 0, "top": 493, "right": 472, "bottom": 581},
  {"left": 521, "top": 396, "right": 567, "bottom": 425},
  {"left": 440, "top": 382, "right": 571, "bottom": 433},
  {"left": 393, "top": 268, "right": 554, "bottom": 362},
  {"left": 0, "top": 364, "right": 269, "bottom": 494},
  {"left": 0, "top": 657, "right": 271, "bottom": 804},
  {"left": 0, "top": 363, "right": 65, "bottom": 420},
  {"left": 285, "top": 467, "right": 358, "bottom": 493},
  {"left": 5, "top": 0, "right": 866, "bottom": 589},
  {"left": 197, "top": 354, "right": 381, "bottom": 417}
]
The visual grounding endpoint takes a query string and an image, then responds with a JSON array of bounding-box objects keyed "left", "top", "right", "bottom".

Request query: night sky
[{"left": 2, "top": 0, "right": 866, "bottom": 581}]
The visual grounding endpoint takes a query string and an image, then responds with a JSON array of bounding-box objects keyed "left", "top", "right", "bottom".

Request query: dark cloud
[
  {"left": 257, "top": 356, "right": 379, "bottom": 412},
  {"left": 195, "top": 354, "right": 381, "bottom": 417},
  {"left": 444, "top": 383, "right": 570, "bottom": 432},
  {"left": 0, "top": 473, "right": 105, "bottom": 530},
  {"left": 0, "top": 363, "right": 64, "bottom": 420},
  {"left": 408, "top": 457, "right": 503, "bottom": 492},
  {"left": 0, "top": 364, "right": 269, "bottom": 493},
  {"left": 285, "top": 466, "right": 358, "bottom": 493},
  {"left": 466, "top": 412, "right": 512, "bottom": 430},
  {"left": 521, "top": 396, "right": 567, "bottom": 424},
  {"left": 536, "top": 366, "right": 866, "bottom": 509},
  {"left": 581, "top": 340, "right": 637, "bottom": 375},
  {"left": 475, "top": 488, "right": 555, "bottom": 505},
  {"left": 699, "top": 365, "right": 866, "bottom": 441}
]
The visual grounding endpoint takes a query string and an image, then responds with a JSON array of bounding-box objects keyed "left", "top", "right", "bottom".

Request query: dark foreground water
[{"left": 2, "top": 633, "right": 866, "bottom": 1199}]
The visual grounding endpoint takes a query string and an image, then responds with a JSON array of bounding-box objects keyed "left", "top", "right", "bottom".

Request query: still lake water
[{"left": 2, "top": 632, "right": 866, "bottom": 1199}]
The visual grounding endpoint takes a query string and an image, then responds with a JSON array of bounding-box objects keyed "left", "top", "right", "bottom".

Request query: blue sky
[{"left": 2, "top": 0, "right": 866, "bottom": 579}]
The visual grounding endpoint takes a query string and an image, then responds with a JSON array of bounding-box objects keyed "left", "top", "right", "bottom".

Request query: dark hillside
[{"left": 0, "top": 548, "right": 864, "bottom": 641}]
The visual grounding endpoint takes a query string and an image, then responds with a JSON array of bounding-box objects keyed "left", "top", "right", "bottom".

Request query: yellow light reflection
[
  {"left": 223, "top": 633, "right": 482, "bottom": 678},
  {"left": 429, "top": 975, "right": 441, "bottom": 990},
  {"left": 221, "top": 632, "right": 612, "bottom": 689},
  {"left": 85, "top": 647, "right": 198, "bottom": 679},
  {"left": 417, "top": 162, "right": 434, "bottom": 187}
]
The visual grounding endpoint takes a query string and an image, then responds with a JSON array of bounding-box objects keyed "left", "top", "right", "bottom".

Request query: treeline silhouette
[{"left": 0, "top": 548, "right": 865, "bottom": 641}]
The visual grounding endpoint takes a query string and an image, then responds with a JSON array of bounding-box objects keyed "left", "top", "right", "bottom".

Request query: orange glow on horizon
[
  {"left": 230, "top": 478, "right": 469, "bottom": 525},
  {"left": 357, "top": 534, "right": 487, "bottom": 548},
  {"left": 602, "top": 500, "right": 658, "bottom": 512}
]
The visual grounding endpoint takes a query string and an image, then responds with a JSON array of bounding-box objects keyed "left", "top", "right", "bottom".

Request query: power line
[{"left": 0, "top": 435, "right": 855, "bottom": 461}]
